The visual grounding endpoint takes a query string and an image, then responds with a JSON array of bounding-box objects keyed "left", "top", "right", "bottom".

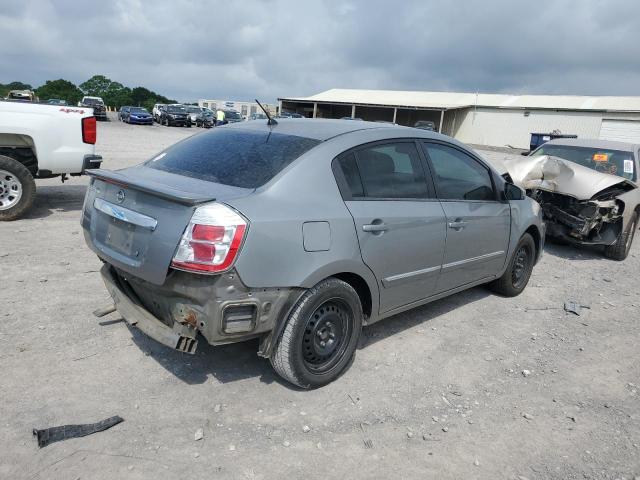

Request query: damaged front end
[
  {"left": 529, "top": 189, "right": 623, "bottom": 245},
  {"left": 499, "top": 154, "right": 637, "bottom": 246}
]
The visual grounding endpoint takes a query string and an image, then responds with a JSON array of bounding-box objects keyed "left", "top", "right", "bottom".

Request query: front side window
[
  {"left": 337, "top": 142, "right": 429, "bottom": 199},
  {"left": 424, "top": 143, "right": 495, "bottom": 201}
]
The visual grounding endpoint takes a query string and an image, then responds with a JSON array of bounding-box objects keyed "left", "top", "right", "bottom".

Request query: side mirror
[
  {"left": 520, "top": 151, "right": 529, "bottom": 156},
  {"left": 505, "top": 183, "right": 525, "bottom": 200}
]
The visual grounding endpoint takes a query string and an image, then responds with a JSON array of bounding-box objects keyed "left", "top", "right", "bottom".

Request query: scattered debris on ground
[{"left": 32, "top": 415, "right": 124, "bottom": 448}]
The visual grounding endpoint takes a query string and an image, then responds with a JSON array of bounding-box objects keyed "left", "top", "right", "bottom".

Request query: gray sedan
[{"left": 81, "top": 119, "right": 544, "bottom": 388}]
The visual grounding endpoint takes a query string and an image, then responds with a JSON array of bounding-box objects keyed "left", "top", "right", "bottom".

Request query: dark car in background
[
  {"left": 184, "top": 106, "right": 203, "bottom": 125},
  {"left": 217, "top": 109, "right": 243, "bottom": 125},
  {"left": 118, "top": 106, "right": 131, "bottom": 121},
  {"left": 278, "top": 112, "right": 304, "bottom": 119},
  {"left": 46, "top": 98, "right": 68, "bottom": 105},
  {"left": 160, "top": 104, "right": 191, "bottom": 127},
  {"left": 195, "top": 109, "right": 215, "bottom": 128},
  {"left": 126, "top": 107, "right": 153, "bottom": 125},
  {"left": 414, "top": 120, "right": 436, "bottom": 131},
  {"left": 79, "top": 96, "right": 107, "bottom": 120}
]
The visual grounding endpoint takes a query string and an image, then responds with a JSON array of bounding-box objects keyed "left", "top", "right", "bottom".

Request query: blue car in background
[{"left": 125, "top": 107, "right": 153, "bottom": 125}]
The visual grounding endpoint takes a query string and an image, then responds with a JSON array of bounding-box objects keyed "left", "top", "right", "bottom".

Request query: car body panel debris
[
  {"left": 32, "top": 415, "right": 124, "bottom": 448},
  {"left": 564, "top": 301, "right": 590, "bottom": 316}
]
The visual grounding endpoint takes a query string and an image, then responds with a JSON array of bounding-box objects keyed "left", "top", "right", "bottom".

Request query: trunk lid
[{"left": 82, "top": 166, "right": 253, "bottom": 285}]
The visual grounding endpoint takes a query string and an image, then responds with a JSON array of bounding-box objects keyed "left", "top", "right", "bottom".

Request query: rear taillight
[
  {"left": 82, "top": 116, "right": 97, "bottom": 144},
  {"left": 171, "top": 203, "right": 247, "bottom": 274}
]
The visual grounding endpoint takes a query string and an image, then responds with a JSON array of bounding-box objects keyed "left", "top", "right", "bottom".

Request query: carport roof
[{"left": 279, "top": 88, "right": 640, "bottom": 113}]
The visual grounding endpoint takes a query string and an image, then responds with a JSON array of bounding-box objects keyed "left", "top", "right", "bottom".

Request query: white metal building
[
  {"left": 278, "top": 89, "right": 640, "bottom": 149},
  {"left": 197, "top": 99, "right": 278, "bottom": 119}
]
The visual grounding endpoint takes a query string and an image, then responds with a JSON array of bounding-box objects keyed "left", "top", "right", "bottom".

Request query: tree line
[{"left": 1, "top": 76, "right": 177, "bottom": 111}]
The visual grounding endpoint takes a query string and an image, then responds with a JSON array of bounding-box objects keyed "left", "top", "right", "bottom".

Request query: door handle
[
  {"left": 447, "top": 219, "right": 467, "bottom": 230},
  {"left": 362, "top": 223, "right": 389, "bottom": 233}
]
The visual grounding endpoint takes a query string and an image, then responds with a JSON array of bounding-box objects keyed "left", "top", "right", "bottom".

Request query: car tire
[
  {"left": 270, "top": 278, "right": 363, "bottom": 389},
  {"left": 0, "top": 155, "right": 36, "bottom": 221},
  {"left": 489, "top": 233, "right": 536, "bottom": 297},
  {"left": 605, "top": 212, "right": 638, "bottom": 261}
]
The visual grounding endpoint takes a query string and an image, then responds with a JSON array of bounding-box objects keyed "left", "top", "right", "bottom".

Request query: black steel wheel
[
  {"left": 301, "top": 299, "right": 353, "bottom": 374},
  {"left": 511, "top": 244, "right": 532, "bottom": 290},
  {"left": 271, "top": 278, "right": 363, "bottom": 388},
  {"left": 490, "top": 233, "right": 536, "bottom": 297}
]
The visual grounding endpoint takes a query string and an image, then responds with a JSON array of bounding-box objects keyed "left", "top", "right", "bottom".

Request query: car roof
[
  {"left": 545, "top": 137, "right": 639, "bottom": 152},
  {"left": 223, "top": 118, "right": 421, "bottom": 141}
]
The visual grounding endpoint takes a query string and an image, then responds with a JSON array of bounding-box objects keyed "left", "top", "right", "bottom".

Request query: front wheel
[
  {"left": 270, "top": 278, "right": 363, "bottom": 388},
  {"left": 605, "top": 212, "right": 638, "bottom": 261},
  {"left": 0, "top": 155, "right": 36, "bottom": 221},
  {"left": 489, "top": 233, "right": 536, "bottom": 297}
]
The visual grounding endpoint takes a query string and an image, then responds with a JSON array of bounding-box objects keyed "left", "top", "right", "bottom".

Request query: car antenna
[{"left": 255, "top": 99, "right": 277, "bottom": 126}]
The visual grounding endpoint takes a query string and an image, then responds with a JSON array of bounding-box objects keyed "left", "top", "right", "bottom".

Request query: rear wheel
[
  {"left": 270, "top": 278, "right": 363, "bottom": 388},
  {"left": 490, "top": 233, "right": 536, "bottom": 297},
  {"left": 0, "top": 155, "right": 36, "bottom": 221},
  {"left": 605, "top": 212, "right": 638, "bottom": 261}
]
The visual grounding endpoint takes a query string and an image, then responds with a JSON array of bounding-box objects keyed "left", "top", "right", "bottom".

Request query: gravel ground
[{"left": 1, "top": 115, "right": 639, "bottom": 480}]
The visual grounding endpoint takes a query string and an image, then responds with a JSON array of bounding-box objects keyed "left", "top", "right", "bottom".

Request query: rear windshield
[
  {"left": 146, "top": 128, "right": 321, "bottom": 188},
  {"left": 532, "top": 144, "right": 636, "bottom": 181}
]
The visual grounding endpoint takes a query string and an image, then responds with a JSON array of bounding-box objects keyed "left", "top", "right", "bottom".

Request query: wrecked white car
[{"left": 496, "top": 139, "right": 639, "bottom": 260}]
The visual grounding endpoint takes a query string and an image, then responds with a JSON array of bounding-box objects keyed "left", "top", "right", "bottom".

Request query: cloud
[{"left": 1, "top": 0, "right": 639, "bottom": 102}]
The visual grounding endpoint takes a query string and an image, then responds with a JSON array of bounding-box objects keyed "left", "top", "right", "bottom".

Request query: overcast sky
[{"left": 2, "top": 0, "right": 639, "bottom": 102}]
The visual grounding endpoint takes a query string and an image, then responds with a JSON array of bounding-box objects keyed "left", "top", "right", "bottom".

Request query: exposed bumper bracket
[{"left": 101, "top": 265, "right": 198, "bottom": 354}]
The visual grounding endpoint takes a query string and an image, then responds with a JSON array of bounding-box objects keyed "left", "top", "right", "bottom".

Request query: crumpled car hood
[{"left": 499, "top": 155, "right": 636, "bottom": 200}]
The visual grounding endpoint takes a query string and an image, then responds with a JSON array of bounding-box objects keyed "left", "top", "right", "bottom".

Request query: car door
[
  {"left": 421, "top": 141, "right": 511, "bottom": 293},
  {"left": 334, "top": 140, "right": 447, "bottom": 314}
]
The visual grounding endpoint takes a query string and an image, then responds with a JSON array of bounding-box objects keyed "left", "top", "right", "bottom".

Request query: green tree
[
  {"left": 103, "top": 81, "right": 133, "bottom": 108},
  {"left": 79, "top": 75, "right": 113, "bottom": 97},
  {"left": 35, "top": 79, "right": 83, "bottom": 104}
]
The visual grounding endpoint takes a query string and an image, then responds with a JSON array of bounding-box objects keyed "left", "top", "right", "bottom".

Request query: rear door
[
  {"left": 334, "top": 140, "right": 447, "bottom": 314},
  {"left": 421, "top": 141, "right": 511, "bottom": 293}
]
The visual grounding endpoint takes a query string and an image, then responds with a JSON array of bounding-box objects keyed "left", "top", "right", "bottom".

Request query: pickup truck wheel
[
  {"left": 605, "top": 212, "right": 638, "bottom": 261},
  {"left": 489, "top": 233, "right": 535, "bottom": 297},
  {"left": 0, "top": 155, "right": 36, "bottom": 221},
  {"left": 270, "top": 278, "right": 363, "bottom": 389}
]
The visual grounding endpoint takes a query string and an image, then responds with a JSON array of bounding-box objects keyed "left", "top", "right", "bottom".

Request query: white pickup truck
[{"left": 0, "top": 100, "right": 102, "bottom": 220}]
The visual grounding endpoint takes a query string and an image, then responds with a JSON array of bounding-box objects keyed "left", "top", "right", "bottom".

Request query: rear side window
[
  {"left": 337, "top": 142, "right": 430, "bottom": 199},
  {"left": 423, "top": 143, "right": 495, "bottom": 201},
  {"left": 146, "top": 128, "right": 320, "bottom": 188}
]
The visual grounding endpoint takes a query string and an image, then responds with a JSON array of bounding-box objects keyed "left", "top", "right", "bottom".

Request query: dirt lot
[{"left": 1, "top": 115, "right": 639, "bottom": 480}]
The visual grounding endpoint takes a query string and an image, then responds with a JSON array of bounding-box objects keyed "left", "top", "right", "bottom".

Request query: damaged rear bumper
[
  {"left": 102, "top": 264, "right": 199, "bottom": 353},
  {"left": 100, "top": 264, "right": 303, "bottom": 355}
]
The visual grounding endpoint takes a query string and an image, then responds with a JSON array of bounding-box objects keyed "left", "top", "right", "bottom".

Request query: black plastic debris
[{"left": 33, "top": 415, "right": 124, "bottom": 448}]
